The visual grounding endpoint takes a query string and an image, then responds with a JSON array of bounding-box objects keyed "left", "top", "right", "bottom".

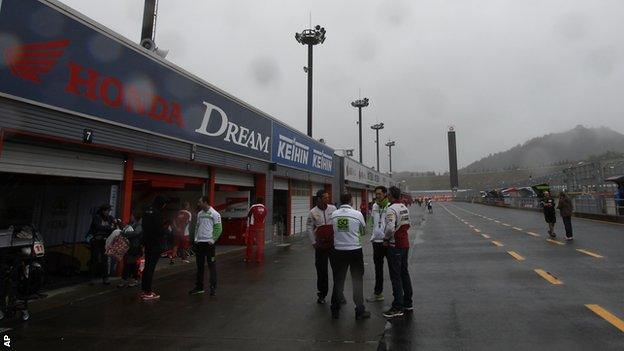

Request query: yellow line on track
[
  {"left": 507, "top": 251, "right": 525, "bottom": 261},
  {"left": 576, "top": 249, "right": 604, "bottom": 258},
  {"left": 534, "top": 269, "right": 563, "bottom": 285},
  {"left": 546, "top": 239, "right": 565, "bottom": 246},
  {"left": 526, "top": 231, "right": 540, "bottom": 237},
  {"left": 474, "top": 229, "right": 481, "bottom": 233},
  {"left": 494, "top": 220, "right": 501, "bottom": 223},
  {"left": 481, "top": 234, "right": 490, "bottom": 239},
  {"left": 586, "top": 304, "right": 624, "bottom": 333},
  {"left": 512, "top": 227, "right": 523, "bottom": 231},
  {"left": 491, "top": 240, "right": 504, "bottom": 247},
  {"left": 502, "top": 223, "right": 511, "bottom": 227}
]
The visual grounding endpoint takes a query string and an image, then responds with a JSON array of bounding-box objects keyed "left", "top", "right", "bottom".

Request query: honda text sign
[
  {"left": 272, "top": 123, "right": 333, "bottom": 176},
  {"left": 0, "top": 0, "right": 272, "bottom": 161}
]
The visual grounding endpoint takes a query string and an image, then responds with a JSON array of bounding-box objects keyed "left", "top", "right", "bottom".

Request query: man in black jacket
[{"left": 140, "top": 196, "right": 169, "bottom": 301}]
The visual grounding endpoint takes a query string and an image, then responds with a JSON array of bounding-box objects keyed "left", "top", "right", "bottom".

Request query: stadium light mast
[
  {"left": 351, "top": 97, "right": 369, "bottom": 163},
  {"left": 371, "top": 123, "right": 385, "bottom": 171},
  {"left": 295, "top": 24, "right": 326, "bottom": 137}
]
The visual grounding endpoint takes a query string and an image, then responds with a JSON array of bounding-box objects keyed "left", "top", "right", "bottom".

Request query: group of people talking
[{"left": 307, "top": 185, "right": 414, "bottom": 320}]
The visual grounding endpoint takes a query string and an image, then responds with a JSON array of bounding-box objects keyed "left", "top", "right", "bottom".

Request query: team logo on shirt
[{"left": 336, "top": 218, "right": 349, "bottom": 232}]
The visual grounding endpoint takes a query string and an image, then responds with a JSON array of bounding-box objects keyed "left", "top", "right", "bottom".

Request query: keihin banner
[
  {"left": 272, "top": 123, "right": 333, "bottom": 176},
  {"left": 0, "top": 0, "right": 331, "bottom": 175},
  {"left": 344, "top": 157, "right": 392, "bottom": 187}
]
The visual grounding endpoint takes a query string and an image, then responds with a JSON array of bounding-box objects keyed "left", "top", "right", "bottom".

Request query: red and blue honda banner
[{"left": 0, "top": 0, "right": 333, "bottom": 174}]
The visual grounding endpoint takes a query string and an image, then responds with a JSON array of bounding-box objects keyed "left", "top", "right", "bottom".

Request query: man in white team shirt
[
  {"left": 329, "top": 193, "right": 371, "bottom": 320},
  {"left": 366, "top": 185, "right": 390, "bottom": 302},
  {"left": 189, "top": 196, "right": 222, "bottom": 296}
]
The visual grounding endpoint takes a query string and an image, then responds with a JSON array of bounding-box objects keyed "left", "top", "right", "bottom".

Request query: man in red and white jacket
[
  {"left": 382, "top": 186, "right": 413, "bottom": 319},
  {"left": 306, "top": 190, "right": 337, "bottom": 304},
  {"left": 246, "top": 197, "right": 267, "bottom": 263}
]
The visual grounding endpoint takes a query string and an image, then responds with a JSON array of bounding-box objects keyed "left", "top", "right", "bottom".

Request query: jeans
[
  {"left": 89, "top": 238, "right": 108, "bottom": 280},
  {"left": 315, "top": 248, "right": 332, "bottom": 298},
  {"left": 562, "top": 216, "right": 573, "bottom": 238},
  {"left": 372, "top": 242, "right": 387, "bottom": 295},
  {"left": 195, "top": 242, "right": 217, "bottom": 290},
  {"left": 387, "top": 247, "right": 413, "bottom": 310},
  {"left": 330, "top": 248, "right": 365, "bottom": 313},
  {"left": 141, "top": 246, "right": 161, "bottom": 293}
]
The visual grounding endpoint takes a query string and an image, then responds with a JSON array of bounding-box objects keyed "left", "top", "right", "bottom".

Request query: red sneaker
[{"left": 141, "top": 292, "right": 160, "bottom": 301}]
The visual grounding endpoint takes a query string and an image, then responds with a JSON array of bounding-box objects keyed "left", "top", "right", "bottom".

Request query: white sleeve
[
  {"left": 384, "top": 208, "right": 397, "bottom": 240},
  {"left": 306, "top": 212, "right": 316, "bottom": 244}
]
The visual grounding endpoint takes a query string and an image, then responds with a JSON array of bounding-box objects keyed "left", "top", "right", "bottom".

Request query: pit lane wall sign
[
  {"left": 344, "top": 157, "right": 392, "bottom": 187},
  {"left": 0, "top": 0, "right": 333, "bottom": 175},
  {"left": 271, "top": 123, "right": 334, "bottom": 176}
]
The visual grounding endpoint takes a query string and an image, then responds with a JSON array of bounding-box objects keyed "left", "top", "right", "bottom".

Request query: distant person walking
[
  {"left": 557, "top": 192, "right": 574, "bottom": 241},
  {"left": 306, "top": 190, "right": 337, "bottom": 304},
  {"left": 366, "top": 185, "right": 390, "bottom": 303},
  {"left": 426, "top": 199, "right": 433, "bottom": 214},
  {"left": 383, "top": 186, "right": 413, "bottom": 319},
  {"left": 246, "top": 197, "right": 268, "bottom": 263},
  {"left": 189, "top": 196, "right": 222, "bottom": 296},
  {"left": 541, "top": 191, "right": 557, "bottom": 239},
  {"left": 329, "top": 193, "right": 370, "bottom": 320},
  {"left": 140, "top": 196, "right": 169, "bottom": 301},
  {"left": 87, "top": 204, "right": 115, "bottom": 285},
  {"left": 616, "top": 185, "right": 624, "bottom": 216}
]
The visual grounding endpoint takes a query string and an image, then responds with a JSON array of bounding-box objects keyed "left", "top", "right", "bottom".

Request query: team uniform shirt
[
  {"left": 195, "top": 207, "right": 223, "bottom": 244},
  {"left": 174, "top": 210, "right": 192, "bottom": 237},
  {"left": 370, "top": 199, "right": 389, "bottom": 243},
  {"left": 306, "top": 204, "right": 337, "bottom": 248},
  {"left": 384, "top": 202, "right": 411, "bottom": 248},
  {"left": 331, "top": 205, "right": 366, "bottom": 251},
  {"left": 247, "top": 204, "right": 267, "bottom": 229}
]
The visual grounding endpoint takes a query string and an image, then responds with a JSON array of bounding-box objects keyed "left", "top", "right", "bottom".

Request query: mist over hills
[
  {"left": 462, "top": 125, "right": 624, "bottom": 173},
  {"left": 396, "top": 126, "right": 624, "bottom": 190}
]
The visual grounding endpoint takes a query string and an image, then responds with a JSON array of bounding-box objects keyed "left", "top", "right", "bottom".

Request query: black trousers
[
  {"left": 141, "top": 246, "right": 161, "bottom": 293},
  {"left": 315, "top": 248, "right": 333, "bottom": 298},
  {"left": 330, "top": 248, "right": 365, "bottom": 313},
  {"left": 562, "top": 216, "right": 573, "bottom": 238},
  {"left": 387, "top": 247, "right": 413, "bottom": 310},
  {"left": 372, "top": 242, "right": 387, "bottom": 295},
  {"left": 195, "top": 242, "right": 217, "bottom": 290},
  {"left": 122, "top": 247, "right": 140, "bottom": 280},
  {"left": 89, "top": 238, "right": 108, "bottom": 279}
]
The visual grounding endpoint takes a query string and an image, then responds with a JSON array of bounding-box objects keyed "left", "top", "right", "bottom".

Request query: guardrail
[{"left": 460, "top": 195, "right": 624, "bottom": 218}]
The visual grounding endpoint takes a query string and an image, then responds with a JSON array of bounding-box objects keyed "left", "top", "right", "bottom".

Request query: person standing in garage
[
  {"left": 140, "top": 196, "right": 169, "bottom": 301},
  {"left": 189, "top": 196, "right": 222, "bottom": 296},
  {"left": 246, "top": 197, "right": 267, "bottom": 263}
]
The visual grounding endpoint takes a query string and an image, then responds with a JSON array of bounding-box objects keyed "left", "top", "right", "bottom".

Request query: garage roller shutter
[
  {"left": 215, "top": 169, "right": 254, "bottom": 187},
  {"left": 274, "top": 177, "right": 289, "bottom": 190},
  {"left": 134, "top": 157, "right": 209, "bottom": 179},
  {"left": 0, "top": 141, "right": 123, "bottom": 180}
]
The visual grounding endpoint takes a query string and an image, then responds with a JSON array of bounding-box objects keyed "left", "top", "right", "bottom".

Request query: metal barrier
[{"left": 465, "top": 195, "right": 624, "bottom": 217}]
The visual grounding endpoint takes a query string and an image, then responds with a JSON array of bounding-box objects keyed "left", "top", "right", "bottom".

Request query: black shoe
[
  {"left": 209, "top": 288, "right": 216, "bottom": 296},
  {"left": 565, "top": 237, "right": 574, "bottom": 241},
  {"left": 317, "top": 297, "right": 326, "bottom": 304},
  {"left": 189, "top": 288, "right": 205, "bottom": 295},
  {"left": 356, "top": 310, "right": 371, "bottom": 320},
  {"left": 383, "top": 307, "right": 404, "bottom": 318},
  {"left": 331, "top": 310, "right": 339, "bottom": 319},
  {"left": 404, "top": 306, "right": 414, "bottom": 312}
]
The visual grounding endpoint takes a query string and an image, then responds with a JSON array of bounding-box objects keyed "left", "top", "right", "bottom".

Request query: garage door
[
  {"left": 0, "top": 141, "right": 123, "bottom": 180},
  {"left": 134, "top": 157, "right": 209, "bottom": 178},
  {"left": 273, "top": 177, "right": 289, "bottom": 190},
  {"left": 290, "top": 180, "right": 310, "bottom": 235},
  {"left": 349, "top": 188, "right": 362, "bottom": 211},
  {"left": 215, "top": 169, "right": 254, "bottom": 186}
]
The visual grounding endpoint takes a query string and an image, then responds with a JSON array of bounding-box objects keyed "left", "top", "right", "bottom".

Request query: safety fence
[{"left": 461, "top": 195, "right": 624, "bottom": 217}]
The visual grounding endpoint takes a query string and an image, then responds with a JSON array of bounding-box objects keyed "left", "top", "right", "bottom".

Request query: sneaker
[
  {"left": 383, "top": 307, "right": 404, "bottom": 318},
  {"left": 209, "top": 288, "right": 216, "bottom": 296},
  {"left": 565, "top": 237, "right": 574, "bottom": 241},
  {"left": 182, "top": 259, "right": 191, "bottom": 264},
  {"left": 102, "top": 278, "right": 110, "bottom": 285},
  {"left": 404, "top": 306, "right": 414, "bottom": 312},
  {"left": 169, "top": 260, "right": 175, "bottom": 265},
  {"left": 141, "top": 292, "right": 160, "bottom": 301},
  {"left": 356, "top": 310, "right": 371, "bottom": 320},
  {"left": 128, "top": 279, "right": 139, "bottom": 287},
  {"left": 317, "top": 297, "right": 326, "bottom": 304},
  {"left": 366, "top": 293, "right": 384, "bottom": 302},
  {"left": 189, "top": 288, "right": 205, "bottom": 295},
  {"left": 117, "top": 280, "right": 128, "bottom": 288}
]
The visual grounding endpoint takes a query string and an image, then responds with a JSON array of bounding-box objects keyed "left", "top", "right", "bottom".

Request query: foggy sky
[{"left": 57, "top": 0, "right": 624, "bottom": 173}]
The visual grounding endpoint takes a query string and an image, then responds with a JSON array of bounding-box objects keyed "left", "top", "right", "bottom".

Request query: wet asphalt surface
[{"left": 2, "top": 203, "right": 624, "bottom": 350}]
